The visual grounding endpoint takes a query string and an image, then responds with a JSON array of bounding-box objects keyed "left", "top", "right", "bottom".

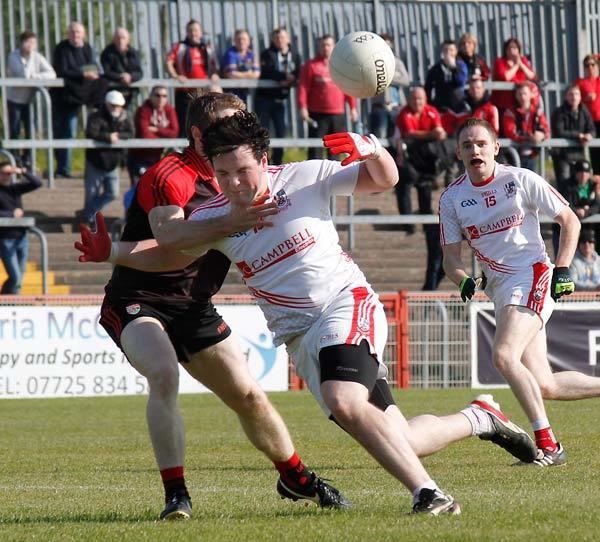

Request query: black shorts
[{"left": 100, "top": 295, "right": 231, "bottom": 363}]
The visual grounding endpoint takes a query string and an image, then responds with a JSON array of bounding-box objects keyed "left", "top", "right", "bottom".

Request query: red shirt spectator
[
  {"left": 576, "top": 54, "right": 600, "bottom": 122},
  {"left": 396, "top": 102, "right": 442, "bottom": 134},
  {"left": 492, "top": 37, "right": 536, "bottom": 112},
  {"left": 131, "top": 87, "right": 179, "bottom": 164},
  {"left": 297, "top": 41, "right": 356, "bottom": 115}
]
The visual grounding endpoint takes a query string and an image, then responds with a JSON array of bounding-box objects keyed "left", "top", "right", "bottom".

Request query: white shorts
[
  {"left": 487, "top": 262, "right": 555, "bottom": 325},
  {"left": 286, "top": 285, "right": 388, "bottom": 417}
]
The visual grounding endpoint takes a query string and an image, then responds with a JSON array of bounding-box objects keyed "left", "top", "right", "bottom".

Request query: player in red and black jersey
[{"left": 78, "top": 92, "right": 350, "bottom": 520}]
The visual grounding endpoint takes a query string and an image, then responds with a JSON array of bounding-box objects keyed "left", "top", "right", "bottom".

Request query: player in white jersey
[{"left": 441, "top": 117, "right": 600, "bottom": 467}]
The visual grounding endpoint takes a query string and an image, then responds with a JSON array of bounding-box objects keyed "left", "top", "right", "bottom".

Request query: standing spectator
[
  {"left": 550, "top": 85, "right": 595, "bottom": 190},
  {"left": 81, "top": 91, "right": 133, "bottom": 225},
  {"left": 424, "top": 40, "right": 468, "bottom": 113},
  {"left": 369, "top": 33, "right": 411, "bottom": 138},
  {"left": 6, "top": 30, "right": 56, "bottom": 168},
  {"left": 442, "top": 77, "right": 499, "bottom": 136},
  {"left": 166, "top": 19, "right": 219, "bottom": 136},
  {"left": 502, "top": 82, "right": 550, "bottom": 171},
  {"left": 0, "top": 163, "right": 42, "bottom": 294},
  {"left": 458, "top": 33, "right": 490, "bottom": 80},
  {"left": 491, "top": 37, "right": 536, "bottom": 115},
  {"left": 52, "top": 21, "right": 107, "bottom": 178},
  {"left": 393, "top": 86, "right": 453, "bottom": 289},
  {"left": 100, "top": 27, "right": 143, "bottom": 107},
  {"left": 255, "top": 27, "right": 301, "bottom": 165},
  {"left": 575, "top": 55, "right": 600, "bottom": 173},
  {"left": 298, "top": 34, "right": 358, "bottom": 159},
  {"left": 128, "top": 85, "right": 179, "bottom": 187},
  {"left": 221, "top": 29, "right": 260, "bottom": 103},
  {"left": 569, "top": 229, "right": 600, "bottom": 291}
]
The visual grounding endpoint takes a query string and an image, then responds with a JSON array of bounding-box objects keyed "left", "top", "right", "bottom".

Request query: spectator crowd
[{"left": 2, "top": 19, "right": 600, "bottom": 293}]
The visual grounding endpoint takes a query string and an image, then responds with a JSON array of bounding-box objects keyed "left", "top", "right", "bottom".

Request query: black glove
[
  {"left": 551, "top": 267, "right": 575, "bottom": 301},
  {"left": 459, "top": 276, "right": 477, "bottom": 302},
  {"left": 480, "top": 272, "right": 487, "bottom": 291}
]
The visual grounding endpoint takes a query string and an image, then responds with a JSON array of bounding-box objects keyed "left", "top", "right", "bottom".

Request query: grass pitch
[{"left": 0, "top": 388, "right": 598, "bottom": 541}]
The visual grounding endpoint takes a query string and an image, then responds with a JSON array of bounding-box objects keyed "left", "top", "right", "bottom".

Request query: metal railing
[{"left": 0, "top": 217, "right": 49, "bottom": 294}]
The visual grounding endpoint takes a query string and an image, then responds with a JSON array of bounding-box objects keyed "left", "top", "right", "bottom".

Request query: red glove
[
  {"left": 322, "top": 132, "right": 382, "bottom": 166},
  {"left": 74, "top": 213, "right": 113, "bottom": 263}
]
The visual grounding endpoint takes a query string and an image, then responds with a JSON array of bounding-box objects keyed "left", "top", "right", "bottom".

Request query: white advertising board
[{"left": 0, "top": 305, "right": 288, "bottom": 398}]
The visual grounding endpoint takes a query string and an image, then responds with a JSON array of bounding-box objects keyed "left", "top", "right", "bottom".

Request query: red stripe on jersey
[
  {"left": 190, "top": 194, "right": 229, "bottom": 215},
  {"left": 467, "top": 241, "right": 517, "bottom": 274},
  {"left": 153, "top": 159, "right": 181, "bottom": 207},
  {"left": 248, "top": 286, "right": 318, "bottom": 307},
  {"left": 527, "top": 262, "right": 551, "bottom": 314},
  {"left": 547, "top": 184, "right": 569, "bottom": 206}
]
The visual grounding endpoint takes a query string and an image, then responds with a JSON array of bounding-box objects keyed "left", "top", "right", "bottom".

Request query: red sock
[
  {"left": 534, "top": 427, "right": 558, "bottom": 452},
  {"left": 274, "top": 452, "right": 311, "bottom": 488},
  {"left": 160, "top": 466, "right": 188, "bottom": 500}
]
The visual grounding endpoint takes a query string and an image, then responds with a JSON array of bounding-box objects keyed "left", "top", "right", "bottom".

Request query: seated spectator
[
  {"left": 550, "top": 85, "right": 595, "bottom": 190},
  {"left": 575, "top": 55, "right": 600, "bottom": 173},
  {"left": 569, "top": 229, "right": 600, "bottom": 291},
  {"left": 166, "top": 19, "right": 219, "bottom": 136},
  {"left": 491, "top": 37, "right": 536, "bottom": 115},
  {"left": 81, "top": 91, "right": 133, "bottom": 225},
  {"left": 6, "top": 30, "right": 56, "bottom": 168},
  {"left": 255, "top": 27, "right": 301, "bottom": 165},
  {"left": 128, "top": 85, "right": 179, "bottom": 188},
  {"left": 100, "top": 27, "right": 143, "bottom": 106},
  {"left": 502, "top": 82, "right": 549, "bottom": 171},
  {"left": 553, "top": 159, "right": 600, "bottom": 256},
  {"left": 425, "top": 40, "right": 468, "bottom": 112},
  {"left": 458, "top": 32, "right": 490, "bottom": 80},
  {"left": 51, "top": 21, "right": 108, "bottom": 178},
  {"left": 442, "top": 76, "right": 499, "bottom": 136},
  {"left": 394, "top": 86, "right": 454, "bottom": 289},
  {"left": 221, "top": 29, "right": 260, "bottom": 103},
  {"left": 0, "top": 162, "right": 42, "bottom": 294},
  {"left": 298, "top": 34, "right": 358, "bottom": 160},
  {"left": 369, "top": 33, "right": 411, "bottom": 138}
]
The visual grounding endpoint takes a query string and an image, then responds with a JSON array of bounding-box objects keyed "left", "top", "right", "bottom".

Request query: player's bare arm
[
  {"left": 442, "top": 242, "right": 469, "bottom": 286},
  {"left": 553, "top": 206, "right": 581, "bottom": 268},
  {"left": 148, "top": 198, "right": 279, "bottom": 250}
]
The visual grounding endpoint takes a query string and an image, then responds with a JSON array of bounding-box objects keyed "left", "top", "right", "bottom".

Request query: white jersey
[
  {"left": 439, "top": 163, "right": 568, "bottom": 285},
  {"left": 188, "top": 160, "right": 370, "bottom": 345}
]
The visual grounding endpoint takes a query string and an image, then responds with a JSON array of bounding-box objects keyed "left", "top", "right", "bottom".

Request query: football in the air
[{"left": 329, "top": 31, "right": 396, "bottom": 99}]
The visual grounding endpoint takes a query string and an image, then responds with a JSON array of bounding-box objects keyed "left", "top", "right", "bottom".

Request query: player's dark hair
[
  {"left": 201, "top": 110, "right": 270, "bottom": 163},
  {"left": 455, "top": 118, "right": 497, "bottom": 143},
  {"left": 185, "top": 91, "right": 246, "bottom": 145},
  {"left": 19, "top": 30, "right": 36, "bottom": 43},
  {"left": 503, "top": 37, "right": 522, "bottom": 57},
  {"left": 441, "top": 39, "right": 456, "bottom": 49}
]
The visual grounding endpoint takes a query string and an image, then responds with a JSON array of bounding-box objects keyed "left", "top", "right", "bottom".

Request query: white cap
[{"left": 105, "top": 90, "right": 125, "bottom": 106}]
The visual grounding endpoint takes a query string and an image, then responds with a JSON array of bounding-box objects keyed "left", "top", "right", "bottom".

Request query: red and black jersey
[{"left": 106, "top": 146, "right": 231, "bottom": 301}]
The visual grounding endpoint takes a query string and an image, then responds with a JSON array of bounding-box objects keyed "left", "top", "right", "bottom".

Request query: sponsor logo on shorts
[
  {"left": 533, "top": 289, "right": 544, "bottom": 302},
  {"left": 357, "top": 316, "right": 371, "bottom": 333},
  {"left": 321, "top": 333, "right": 339, "bottom": 343},
  {"left": 229, "top": 231, "right": 248, "bottom": 238},
  {"left": 336, "top": 366, "right": 358, "bottom": 373},
  {"left": 461, "top": 199, "right": 478, "bottom": 207},
  {"left": 125, "top": 303, "right": 141, "bottom": 315},
  {"left": 217, "top": 322, "right": 229, "bottom": 335},
  {"left": 504, "top": 181, "right": 517, "bottom": 198}
]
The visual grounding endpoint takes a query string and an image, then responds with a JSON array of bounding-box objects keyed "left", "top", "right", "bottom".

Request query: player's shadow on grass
[{"left": 0, "top": 510, "right": 157, "bottom": 524}]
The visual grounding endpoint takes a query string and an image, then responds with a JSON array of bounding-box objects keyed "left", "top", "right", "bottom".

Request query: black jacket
[
  {"left": 0, "top": 172, "right": 42, "bottom": 239},
  {"left": 52, "top": 39, "right": 107, "bottom": 107},
  {"left": 85, "top": 105, "right": 134, "bottom": 171},
  {"left": 100, "top": 43, "right": 143, "bottom": 103},
  {"left": 563, "top": 178, "right": 599, "bottom": 217},
  {"left": 256, "top": 45, "right": 301, "bottom": 101},
  {"left": 551, "top": 102, "right": 596, "bottom": 160}
]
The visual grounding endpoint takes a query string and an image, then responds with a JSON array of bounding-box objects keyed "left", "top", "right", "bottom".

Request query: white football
[{"left": 329, "top": 31, "right": 396, "bottom": 99}]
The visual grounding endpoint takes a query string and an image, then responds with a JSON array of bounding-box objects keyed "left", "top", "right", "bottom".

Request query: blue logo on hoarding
[{"left": 247, "top": 333, "right": 277, "bottom": 380}]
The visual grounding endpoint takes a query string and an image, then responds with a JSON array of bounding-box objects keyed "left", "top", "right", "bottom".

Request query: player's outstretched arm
[
  {"left": 74, "top": 212, "right": 196, "bottom": 272},
  {"left": 148, "top": 198, "right": 278, "bottom": 251},
  {"left": 323, "top": 132, "right": 398, "bottom": 193}
]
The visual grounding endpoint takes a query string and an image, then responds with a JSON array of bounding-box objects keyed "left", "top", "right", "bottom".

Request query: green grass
[{"left": 0, "top": 389, "right": 598, "bottom": 541}]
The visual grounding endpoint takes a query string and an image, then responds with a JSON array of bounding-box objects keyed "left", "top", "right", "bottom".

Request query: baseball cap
[
  {"left": 573, "top": 159, "right": 591, "bottom": 173},
  {"left": 579, "top": 229, "right": 596, "bottom": 244},
  {"left": 105, "top": 90, "right": 126, "bottom": 106}
]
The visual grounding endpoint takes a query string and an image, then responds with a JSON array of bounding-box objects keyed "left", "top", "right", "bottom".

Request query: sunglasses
[{"left": 153, "top": 93, "right": 168, "bottom": 98}]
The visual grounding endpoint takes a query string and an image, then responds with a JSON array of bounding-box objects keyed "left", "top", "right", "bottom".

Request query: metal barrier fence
[{"left": 403, "top": 291, "right": 600, "bottom": 389}]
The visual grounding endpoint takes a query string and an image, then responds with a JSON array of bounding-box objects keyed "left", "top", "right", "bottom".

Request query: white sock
[
  {"left": 460, "top": 406, "right": 494, "bottom": 436},
  {"left": 532, "top": 418, "right": 550, "bottom": 431},
  {"left": 412, "top": 480, "right": 439, "bottom": 503}
]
